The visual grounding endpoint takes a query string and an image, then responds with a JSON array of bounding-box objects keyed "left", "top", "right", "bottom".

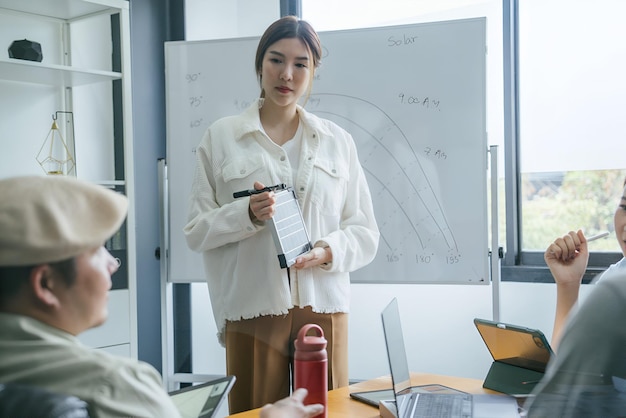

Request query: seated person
[
  {"left": 525, "top": 267, "right": 626, "bottom": 417},
  {"left": 524, "top": 177, "right": 626, "bottom": 416},
  {"left": 544, "top": 177, "right": 626, "bottom": 349},
  {"left": 0, "top": 175, "right": 323, "bottom": 418}
]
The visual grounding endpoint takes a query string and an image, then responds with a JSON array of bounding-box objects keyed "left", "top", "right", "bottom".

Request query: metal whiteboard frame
[
  {"left": 158, "top": 159, "right": 175, "bottom": 390},
  {"left": 159, "top": 159, "right": 222, "bottom": 391},
  {"left": 489, "top": 145, "right": 501, "bottom": 322}
]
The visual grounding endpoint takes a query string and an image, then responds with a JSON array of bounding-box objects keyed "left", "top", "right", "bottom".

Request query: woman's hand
[
  {"left": 292, "top": 246, "right": 332, "bottom": 270},
  {"left": 545, "top": 229, "right": 590, "bottom": 350},
  {"left": 248, "top": 181, "right": 277, "bottom": 222},
  {"left": 544, "top": 229, "right": 589, "bottom": 288}
]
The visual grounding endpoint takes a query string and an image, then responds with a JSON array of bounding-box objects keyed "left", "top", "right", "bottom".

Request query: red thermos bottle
[{"left": 294, "top": 324, "right": 328, "bottom": 418}]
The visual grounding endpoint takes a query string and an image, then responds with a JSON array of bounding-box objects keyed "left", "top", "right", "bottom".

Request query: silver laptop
[
  {"left": 169, "top": 375, "right": 235, "bottom": 418},
  {"left": 381, "top": 298, "right": 520, "bottom": 418}
]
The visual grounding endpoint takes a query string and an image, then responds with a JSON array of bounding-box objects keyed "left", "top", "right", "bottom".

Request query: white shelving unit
[
  {"left": 0, "top": 58, "right": 121, "bottom": 86},
  {"left": 0, "top": 0, "right": 136, "bottom": 359}
]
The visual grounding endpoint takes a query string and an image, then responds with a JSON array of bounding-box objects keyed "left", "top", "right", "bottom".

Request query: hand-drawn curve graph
[
  {"left": 307, "top": 93, "right": 487, "bottom": 284},
  {"left": 310, "top": 92, "right": 457, "bottom": 251}
]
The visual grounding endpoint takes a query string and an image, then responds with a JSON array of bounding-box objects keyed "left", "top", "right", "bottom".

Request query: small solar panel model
[{"left": 234, "top": 184, "right": 312, "bottom": 268}]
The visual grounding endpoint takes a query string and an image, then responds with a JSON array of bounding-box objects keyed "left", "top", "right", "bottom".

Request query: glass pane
[
  {"left": 519, "top": 0, "right": 626, "bottom": 251},
  {"left": 521, "top": 169, "right": 626, "bottom": 251}
]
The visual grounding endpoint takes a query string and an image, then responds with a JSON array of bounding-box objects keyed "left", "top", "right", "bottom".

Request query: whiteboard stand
[
  {"left": 489, "top": 145, "right": 501, "bottom": 321},
  {"left": 159, "top": 159, "right": 222, "bottom": 391},
  {"left": 158, "top": 159, "right": 176, "bottom": 391}
]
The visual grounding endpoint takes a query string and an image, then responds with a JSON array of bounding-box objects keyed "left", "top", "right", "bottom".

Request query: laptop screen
[
  {"left": 381, "top": 298, "right": 412, "bottom": 395},
  {"left": 169, "top": 376, "right": 235, "bottom": 418}
]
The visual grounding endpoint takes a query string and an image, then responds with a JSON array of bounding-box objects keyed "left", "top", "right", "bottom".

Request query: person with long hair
[{"left": 185, "top": 16, "right": 379, "bottom": 414}]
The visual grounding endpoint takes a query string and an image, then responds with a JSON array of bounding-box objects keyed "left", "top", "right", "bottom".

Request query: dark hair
[
  {"left": 255, "top": 16, "right": 322, "bottom": 96},
  {"left": 0, "top": 258, "right": 77, "bottom": 307}
]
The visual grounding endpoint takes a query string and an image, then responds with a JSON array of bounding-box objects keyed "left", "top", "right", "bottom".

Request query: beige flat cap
[{"left": 0, "top": 175, "right": 128, "bottom": 267}]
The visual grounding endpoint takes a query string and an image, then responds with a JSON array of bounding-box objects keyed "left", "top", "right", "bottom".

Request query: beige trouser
[{"left": 224, "top": 306, "right": 348, "bottom": 414}]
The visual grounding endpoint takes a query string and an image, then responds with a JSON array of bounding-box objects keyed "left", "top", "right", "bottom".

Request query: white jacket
[{"left": 184, "top": 101, "right": 379, "bottom": 342}]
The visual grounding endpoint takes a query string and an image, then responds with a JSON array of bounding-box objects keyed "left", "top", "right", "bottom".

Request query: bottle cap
[{"left": 294, "top": 324, "right": 327, "bottom": 351}]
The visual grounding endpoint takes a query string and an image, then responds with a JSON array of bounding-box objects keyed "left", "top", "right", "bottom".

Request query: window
[{"left": 513, "top": 0, "right": 625, "bottom": 272}]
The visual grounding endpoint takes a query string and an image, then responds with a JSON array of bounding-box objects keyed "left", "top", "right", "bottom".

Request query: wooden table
[{"left": 227, "top": 372, "right": 495, "bottom": 417}]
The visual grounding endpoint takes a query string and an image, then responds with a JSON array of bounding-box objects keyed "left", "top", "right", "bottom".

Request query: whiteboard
[{"left": 165, "top": 18, "right": 488, "bottom": 284}]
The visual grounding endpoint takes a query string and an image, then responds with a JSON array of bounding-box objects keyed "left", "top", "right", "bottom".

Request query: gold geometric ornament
[{"left": 36, "top": 112, "right": 76, "bottom": 176}]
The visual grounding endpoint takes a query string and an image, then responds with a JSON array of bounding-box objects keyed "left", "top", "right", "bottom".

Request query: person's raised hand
[{"left": 544, "top": 229, "right": 589, "bottom": 288}]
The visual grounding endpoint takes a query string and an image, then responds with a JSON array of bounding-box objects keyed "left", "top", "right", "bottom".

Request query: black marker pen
[{"left": 233, "top": 183, "right": 287, "bottom": 198}]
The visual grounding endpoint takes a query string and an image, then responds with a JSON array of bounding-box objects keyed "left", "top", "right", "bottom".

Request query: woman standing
[{"left": 184, "top": 16, "right": 379, "bottom": 414}]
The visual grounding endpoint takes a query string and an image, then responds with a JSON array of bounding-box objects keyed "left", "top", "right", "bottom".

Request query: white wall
[
  {"left": 185, "top": 0, "right": 279, "bottom": 40},
  {"left": 190, "top": 281, "right": 595, "bottom": 381}
]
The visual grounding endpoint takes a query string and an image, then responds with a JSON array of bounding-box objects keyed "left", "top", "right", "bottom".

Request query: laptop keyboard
[{"left": 408, "top": 393, "right": 473, "bottom": 418}]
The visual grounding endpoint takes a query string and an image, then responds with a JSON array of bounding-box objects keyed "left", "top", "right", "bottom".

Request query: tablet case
[
  {"left": 349, "top": 388, "right": 394, "bottom": 407},
  {"left": 474, "top": 318, "right": 554, "bottom": 395}
]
